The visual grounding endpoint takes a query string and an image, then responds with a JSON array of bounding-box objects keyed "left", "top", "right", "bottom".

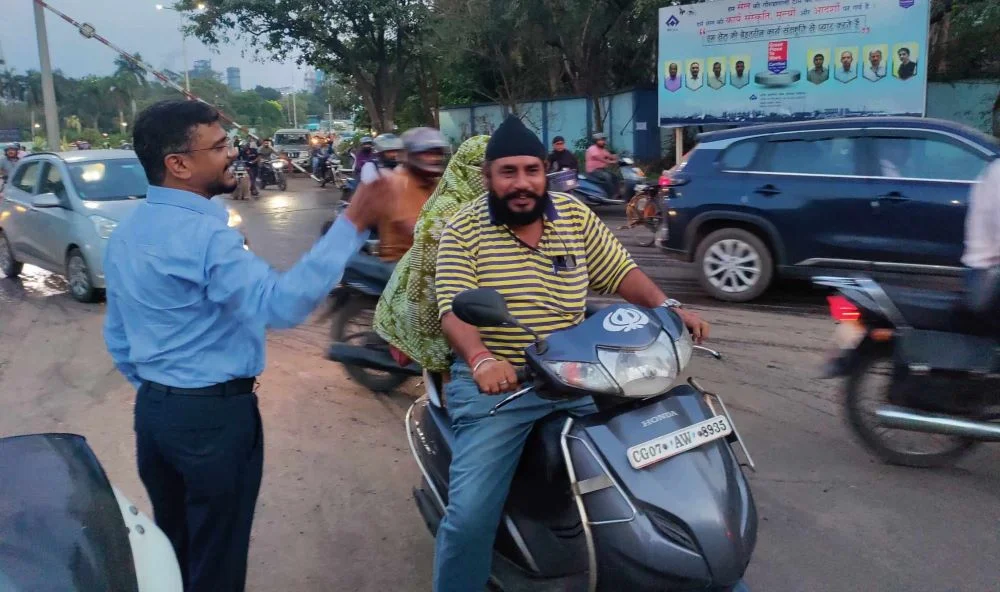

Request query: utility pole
[
  {"left": 292, "top": 93, "right": 298, "bottom": 128},
  {"left": 33, "top": 0, "right": 61, "bottom": 150},
  {"left": 328, "top": 103, "right": 333, "bottom": 132}
]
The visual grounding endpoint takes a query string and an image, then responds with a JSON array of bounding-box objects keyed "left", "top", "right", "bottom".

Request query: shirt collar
[
  {"left": 146, "top": 185, "right": 230, "bottom": 224},
  {"left": 487, "top": 192, "right": 561, "bottom": 226}
]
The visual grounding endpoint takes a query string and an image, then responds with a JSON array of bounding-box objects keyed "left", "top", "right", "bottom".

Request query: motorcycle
[
  {"left": 815, "top": 275, "right": 1000, "bottom": 468},
  {"left": 572, "top": 157, "right": 647, "bottom": 207},
  {"left": 317, "top": 155, "right": 343, "bottom": 188},
  {"left": 230, "top": 160, "right": 258, "bottom": 200},
  {"left": 0, "top": 433, "right": 182, "bottom": 591},
  {"left": 407, "top": 288, "right": 757, "bottom": 591},
  {"left": 257, "top": 158, "right": 288, "bottom": 191},
  {"left": 324, "top": 251, "right": 420, "bottom": 392}
]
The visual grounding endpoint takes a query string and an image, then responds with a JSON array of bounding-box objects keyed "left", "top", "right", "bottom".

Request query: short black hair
[
  {"left": 814, "top": 53, "right": 825, "bottom": 60},
  {"left": 553, "top": 136, "right": 565, "bottom": 144},
  {"left": 736, "top": 60, "right": 745, "bottom": 66},
  {"left": 898, "top": 47, "right": 910, "bottom": 55},
  {"left": 133, "top": 100, "right": 221, "bottom": 185}
]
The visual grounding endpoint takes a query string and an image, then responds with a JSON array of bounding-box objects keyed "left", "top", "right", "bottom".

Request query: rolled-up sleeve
[
  {"left": 436, "top": 222, "right": 478, "bottom": 318},
  {"left": 205, "top": 215, "right": 368, "bottom": 329}
]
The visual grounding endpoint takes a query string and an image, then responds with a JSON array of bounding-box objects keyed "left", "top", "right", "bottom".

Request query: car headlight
[
  {"left": 90, "top": 215, "right": 118, "bottom": 239},
  {"left": 543, "top": 361, "right": 620, "bottom": 395},
  {"left": 597, "top": 332, "right": 679, "bottom": 398}
]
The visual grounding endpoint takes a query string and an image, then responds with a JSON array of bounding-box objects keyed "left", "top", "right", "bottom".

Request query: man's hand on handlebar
[
  {"left": 473, "top": 358, "right": 519, "bottom": 395},
  {"left": 675, "top": 309, "right": 709, "bottom": 344}
]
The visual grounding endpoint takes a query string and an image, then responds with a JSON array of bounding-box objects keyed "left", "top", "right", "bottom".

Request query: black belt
[{"left": 143, "top": 378, "right": 257, "bottom": 397}]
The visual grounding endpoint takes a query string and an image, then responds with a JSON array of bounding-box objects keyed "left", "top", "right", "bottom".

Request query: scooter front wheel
[{"left": 845, "top": 348, "right": 978, "bottom": 468}]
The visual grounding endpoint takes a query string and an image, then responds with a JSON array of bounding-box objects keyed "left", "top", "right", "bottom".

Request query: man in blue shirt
[{"left": 103, "top": 100, "right": 387, "bottom": 592}]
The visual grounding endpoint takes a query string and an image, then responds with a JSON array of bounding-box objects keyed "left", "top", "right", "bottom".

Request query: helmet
[
  {"left": 359, "top": 136, "right": 374, "bottom": 146},
  {"left": 592, "top": 132, "right": 607, "bottom": 142},
  {"left": 373, "top": 133, "right": 404, "bottom": 153},
  {"left": 402, "top": 127, "right": 450, "bottom": 176}
]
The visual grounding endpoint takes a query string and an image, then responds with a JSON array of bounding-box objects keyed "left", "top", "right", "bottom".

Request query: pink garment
[{"left": 585, "top": 144, "right": 615, "bottom": 173}]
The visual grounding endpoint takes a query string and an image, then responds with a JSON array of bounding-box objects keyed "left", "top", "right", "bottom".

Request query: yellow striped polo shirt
[{"left": 436, "top": 192, "right": 637, "bottom": 365}]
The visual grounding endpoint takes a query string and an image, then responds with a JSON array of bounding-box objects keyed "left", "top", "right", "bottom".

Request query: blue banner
[{"left": 658, "top": 0, "right": 930, "bottom": 126}]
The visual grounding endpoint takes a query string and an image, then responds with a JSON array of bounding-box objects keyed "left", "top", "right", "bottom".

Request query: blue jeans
[{"left": 433, "top": 360, "right": 595, "bottom": 592}]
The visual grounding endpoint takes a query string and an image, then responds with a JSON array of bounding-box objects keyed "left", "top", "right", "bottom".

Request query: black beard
[
  {"left": 210, "top": 177, "right": 239, "bottom": 196},
  {"left": 489, "top": 184, "right": 551, "bottom": 228}
]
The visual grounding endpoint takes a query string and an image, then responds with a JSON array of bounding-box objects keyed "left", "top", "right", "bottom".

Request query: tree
[
  {"left": 929, "top": 0, "right": 1000, "bottom": 135},
  {"left": 254, "top": 85, "right": 282, "bottom": 102},
  {"left": 183, "top": 0, "right": 429, "bottom": 132},
  {"left": 113, "top": 53, "right": 148, "bottom": 120}
]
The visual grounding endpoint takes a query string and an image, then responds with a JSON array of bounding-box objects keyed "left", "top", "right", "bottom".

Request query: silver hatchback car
[{"left": 0, "top": 150, "right": 147, "bottom": 302}]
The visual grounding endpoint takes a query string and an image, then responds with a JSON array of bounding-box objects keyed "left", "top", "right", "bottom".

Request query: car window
[
  {"left": 39, "top": 163, "right": 68, "bottom": 202},
  {"left": 757, "top": 136, "right": 860, "bottom": 176},
  {"left": 719, "top": 141, "right": 760, "bottom": 170},
  {"left": 870, "top": 135, "right": 990, "bottom": 182},
  {"left": 12, "top": 162, "right": 42, "bottom": 193},
  {"left": 67, "top": 159, "right": 148, "bottom": 201}
]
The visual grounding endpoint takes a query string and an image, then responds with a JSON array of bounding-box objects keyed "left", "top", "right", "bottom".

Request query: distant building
[
  {"left": 190, "top": 59, "right": 218, "bottom": 82},
  {"left": 226, "top": 67, "right": 241, "bottom": 92},
  {"left": 315, "top": 70, "right": 326, "bottom": 86},
  {"left": 304, "top": 70, "right": 317, "bottom": 93}
]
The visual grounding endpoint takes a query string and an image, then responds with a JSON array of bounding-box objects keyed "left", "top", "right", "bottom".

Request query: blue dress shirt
[{"left": 103, "top": 186, "right": 367, "bottom": 389}]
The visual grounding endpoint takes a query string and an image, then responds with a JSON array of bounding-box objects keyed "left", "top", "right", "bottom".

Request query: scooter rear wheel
[
  {"left": 332, "top": 297, "right": 410, "bottom": 393},
  {"left": 845, "top": 348, "right": 978, "bottom": 468}
]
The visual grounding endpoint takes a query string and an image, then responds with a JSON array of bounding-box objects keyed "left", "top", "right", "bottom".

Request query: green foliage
[{"left": 929, "top": 0, "right": 1000, "bottom": 82}]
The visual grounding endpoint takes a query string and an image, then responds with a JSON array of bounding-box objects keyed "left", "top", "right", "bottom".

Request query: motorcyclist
[
  {"left": 359, "top": 133, "right": 403, "bottom": 184},
  {"left": 431, "top": 115, "right": 709, "bottom": 592},
  {"left": 546, "top": 135, "right": 578, "bottom": 172},
  {"left": 238, "top": 141, "right": 260, "bottom": 196},
  {"left": 585, "top": 132, "right": 619, "bottom": 198},
  {"left": 258, "top": 138, "right": 275, "bottom": 160},
  {"left": 352, "top": 136, "right": 375, "bottom": 178},
  {"left": 375, "top": 127, "right": 449, "bottom": 263},
  {"left": 0, "top": 143, "right": 21, "bottom": 179}
]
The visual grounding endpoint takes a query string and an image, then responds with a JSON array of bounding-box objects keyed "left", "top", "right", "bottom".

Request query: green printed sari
[{"left": 373, "top": 135, "right": 489, "bottom": 371}]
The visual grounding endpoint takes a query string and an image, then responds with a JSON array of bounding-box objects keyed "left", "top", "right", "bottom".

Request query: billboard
[{"left": 658, "top": 0, "right": 931, "bottom": 126}]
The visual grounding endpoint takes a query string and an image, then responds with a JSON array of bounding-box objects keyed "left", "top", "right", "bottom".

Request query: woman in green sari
[{"left": 373, "top": 135, "right": 489, "bottom": 372}]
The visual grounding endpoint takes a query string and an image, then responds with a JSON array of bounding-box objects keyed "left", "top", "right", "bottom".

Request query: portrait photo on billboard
[
  {"left": 729, "top": 55, "right": 751, "bottom": 89},
  {"left": 806, "top": 49, "right": 830, "bottom": 85},
  {"left": 893, "top": 42, "right": 919, "bottom": 80},
  {"left": 685, "top": 58, "right": 704, "bottom": 91},
  {"left": 863, "top": 44, "right": 890, "bottom": 81},
  {"left": 707, "top": 57, "right": 728, "bottom": 90},
  {"left": 664, "top": 60, "right": 683, "bottom": 92},
  {"left": 834, "top": 47, "right": 859, "bottom": 83}
]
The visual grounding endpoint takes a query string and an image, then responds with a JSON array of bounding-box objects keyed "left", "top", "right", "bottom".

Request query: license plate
[{"left": 627, "top": 416, "right": 733, "bottom": 469}]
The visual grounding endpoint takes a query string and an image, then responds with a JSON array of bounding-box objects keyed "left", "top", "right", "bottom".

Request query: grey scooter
[{"left": 406, "top": 289, "right": 757, "bottom": 591}]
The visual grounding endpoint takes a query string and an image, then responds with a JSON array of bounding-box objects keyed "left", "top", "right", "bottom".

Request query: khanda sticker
[{"left": 603, "top": 308, "right": 651, "bottom": 333}]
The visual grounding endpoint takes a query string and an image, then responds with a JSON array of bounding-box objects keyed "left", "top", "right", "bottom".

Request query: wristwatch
[{"left": 660, "top": 298, "right": 684, "bottom": 310}]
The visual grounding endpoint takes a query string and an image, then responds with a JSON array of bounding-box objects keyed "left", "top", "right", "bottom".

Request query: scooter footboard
[{"left": 561, "top": 386, "right": 756, "bottom": 591}]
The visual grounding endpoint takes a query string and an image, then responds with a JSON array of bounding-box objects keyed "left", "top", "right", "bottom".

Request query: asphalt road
[{"left": 1, "top": 177, "right": 997, "bottom": 591}]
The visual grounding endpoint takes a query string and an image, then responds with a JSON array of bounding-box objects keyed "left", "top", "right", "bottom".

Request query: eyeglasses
[{"left": 171, "top": 143, "right": 237, "bottom": 156}]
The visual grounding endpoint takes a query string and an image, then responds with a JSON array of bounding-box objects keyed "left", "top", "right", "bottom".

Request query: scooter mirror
[{"left": 452, "top": 288, "right": 514, "bottom": 328}]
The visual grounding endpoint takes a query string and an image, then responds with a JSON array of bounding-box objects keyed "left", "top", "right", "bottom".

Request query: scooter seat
[{"left": 880, "top": 284, "right": 988, "bottom": 335}]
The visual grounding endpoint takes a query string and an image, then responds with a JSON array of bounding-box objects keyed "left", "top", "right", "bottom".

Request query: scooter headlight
[
  {"left": 596, "top": 332, "right": 679, "bottom": 398},
  {"left": 271, "top": 160, "right": 285, "bottom": 169},
  {"left": 542, "top": 361, "right": 620, "bottom": 395}
]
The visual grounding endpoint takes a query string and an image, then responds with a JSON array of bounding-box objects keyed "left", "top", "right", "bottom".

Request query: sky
[{"left": 2, "top": 0, "right": 306, "bottom": 91}]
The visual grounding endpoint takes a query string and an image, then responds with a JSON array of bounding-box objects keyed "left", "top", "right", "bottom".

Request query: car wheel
[
  {"left": 66, "top": 248, "right": 98, "bottom": 303},
  {"left": 0, "top": 230, "right": 24, "bottom": 278},
  {"left": 695, "top": 228, "right": 774, "bottom": 302}
]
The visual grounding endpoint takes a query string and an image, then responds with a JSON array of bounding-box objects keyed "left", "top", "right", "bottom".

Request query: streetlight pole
[
  {"left": 155, "top": 3, "right": 204, "bottom": 94},
  {"left": 33, "top": 0, "right": 61, "bottom": 150}
]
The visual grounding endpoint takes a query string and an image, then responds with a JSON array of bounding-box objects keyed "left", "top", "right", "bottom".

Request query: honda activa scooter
[
  {"left": 407, "top": 289, "right": 757, "bottom": 591},
  {"left": 572, "top": 157, "right": 647, "bottom": 207}
]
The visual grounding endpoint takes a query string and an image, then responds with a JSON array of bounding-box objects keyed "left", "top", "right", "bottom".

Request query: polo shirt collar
[{"left": 146, "top": 185, "right": 230, "bottom": 224}]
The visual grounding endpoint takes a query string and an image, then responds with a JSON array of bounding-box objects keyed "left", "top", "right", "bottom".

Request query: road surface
[{"left": 0, "top": 177, "right": 997, "bottom": 591}]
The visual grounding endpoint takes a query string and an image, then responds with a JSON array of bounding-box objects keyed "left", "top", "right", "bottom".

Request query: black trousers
[{"left": 135, "top": 383, "right": 264, "bottom": 592}]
